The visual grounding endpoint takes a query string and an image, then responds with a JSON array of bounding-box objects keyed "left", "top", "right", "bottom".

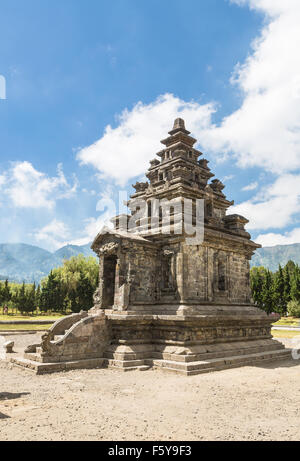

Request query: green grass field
[
  {"left": 0, "top": 314, "right": 64, "bottom": 322},
  {"left": 272, "top": 317, "right": 300, "bottom": 327},
  {"left": 0, "top": 323, "right": 52, "bottom": 331},
  {"left": 272, "top": 329, "right": 300, "bottom": 339}
]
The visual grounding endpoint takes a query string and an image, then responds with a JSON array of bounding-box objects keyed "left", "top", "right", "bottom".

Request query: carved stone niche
[
  {"left": 210, "top": 179, "right": 225, "bottom": 196},
  {"left": 198, "top": 158, "right": 209, "bottom": 169},
  {"left": 149, "top": 158, "right": 160, "bottom": 168},
  {"left": 98, "top": 242, "right": 119, "bottom": 256},
  {"left": 160, "top": 248, "right": 178, "bottom": 299},
  {"left": 213, "top": 251, "right": 229, "bottom": 302},
  {"left": 132, "top": 182, "right": 149, "bottom": 193},
  {"left": 173, "top": 148, "right": 186, "bottom": 159}
]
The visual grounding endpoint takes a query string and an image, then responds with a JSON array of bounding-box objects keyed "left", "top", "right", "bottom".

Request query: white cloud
[
  {"left": 66, "top": 215, "right": 112, "bottom": 247},
  {"left": 3, "top": 161, "right": 77, "bottom": 209},
  {"left": 222, "top": 174, "right": 235, "bottom": 182},
  {"left": 231, "top": 174, "right": 300, "bottom": 230},
  {"left": 76, "top": 94, "right": 215, "bottom": 186},
  {"left": 255, "top": 227, "right": 300, "bottom": 246},
  {"left": 34, "top": 219, "right": 70, "bottom": 251},
  {"left": 64, "top": 187, "right": 116, "bottom": 246},
  {"left": 242, "top": 181, "right": 258, "bottom": 191},
  {"left": 76, "top": 1, "right": 300, "bottom": 186},
  {"left": 203, "top": 0, "right": 300, "bottom": 173}
]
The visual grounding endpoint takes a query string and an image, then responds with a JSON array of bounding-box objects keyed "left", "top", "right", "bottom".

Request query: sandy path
[{"left": 0, "top": 334, "right": 300, "bottom": 441}]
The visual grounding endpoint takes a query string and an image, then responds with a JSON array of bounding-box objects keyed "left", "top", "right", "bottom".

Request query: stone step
[
  {"left": 103, "top": 358, "right": 148, "bottom": 368},
  {"left": 9, "top": 347, "right": 291, "bottom": 375},
  {"left": 103, "top": 359, "right": 150, "bottom": 372},
  {"left": 10, "top": 356, "right": 104, "bottom": 374},
  {"left": 104, "top": 351, "right": 151, "bottom": 361},
  {"left": 153, "top": 349, "right": 291, "bottom": 375},
  {"left": 153, "top": 343, "right": 284, "bottom": 363},
  {"left": 104, "top": 343, "right": 284, "bottom": 364},
  {"left": 111, "top": 365, "right": 151, "bottom": 372}
]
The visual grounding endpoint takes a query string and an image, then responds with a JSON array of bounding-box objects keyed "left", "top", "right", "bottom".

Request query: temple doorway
[{"left": 102, "top": 255, "right": 117, "bottom": 307}]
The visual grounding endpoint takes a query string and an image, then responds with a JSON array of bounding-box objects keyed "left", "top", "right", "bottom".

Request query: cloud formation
[
  {"left": 231, "top": 174, "right": 300, "bottom": 230},
  {"left": 77, "top": 0, "right": 300, "bottom": 183},
  {"left": 203, "top": 0, "right": 300, "bottom": 173},
  {"left": 77, "top": 94, "right": 215, "bottom": 186},
  {"left": 242, "top": 181, "right": 258, "bottom": 191},
  {"left": 2, "top": 161, "right": 77, "bottom": 209},
  {"left": 76, "top": 0, "right": 300, "bottom": 246},
  {"left": 34, "top": 219, "right": 70, "bottom": 250},
  {"left": 255, "top": 228, "right": 300, "bottom": 247}
]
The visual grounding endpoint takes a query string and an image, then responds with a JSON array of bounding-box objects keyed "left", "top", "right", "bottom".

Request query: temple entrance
[{"left": 102, "top": 255, "right": 117, "bottom": 307}]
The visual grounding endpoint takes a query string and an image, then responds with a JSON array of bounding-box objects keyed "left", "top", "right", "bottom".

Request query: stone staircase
[
  {"left": 9, "top": 312, "right": 108, "bottom": 374},
  {"left": 7, "top": 311, "right": 293, "bottom": 375},
  {"left": 101, "top": 339, "right": 291, "bottom": 375},
  {"left": 152, "top": 349, "right": 291, "bottom": 375}
]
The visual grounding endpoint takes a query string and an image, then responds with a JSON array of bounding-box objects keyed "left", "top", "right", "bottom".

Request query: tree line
[
  {"left": 1, "top": 255, "right": 300, "bottom": 317},
  {"left": 250, "top": 260, "right": 300, "bottom": 316},
  {"left": 0, "top": 255, "right": 99, "bottom": 314}
]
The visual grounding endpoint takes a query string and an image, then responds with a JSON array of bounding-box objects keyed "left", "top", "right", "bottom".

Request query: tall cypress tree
[
  {"left": 17, "top": 282, "right": 27, "bottom": 314},
  {"left": 250, "top": 267, "right": 264, "bottom": 309},
  {"left": 262, "top": 270, "right": 275, "bottom": 314},
  {"left": 283, "top": 265, "right": 292, "bottom": 306},
  {"left": 76, "top": 272, "right": 94, "bottom": 311},
  {"left": 35, "top": 285, "right": 41, "bottom": 311},
  {"left": 25, "top": 283, "right": 36, "bottom": 314},
  {"left": 3, "top": 279, "right": 11, "bottom": 303},
  {"left": 40, "top": 272, "right": 66, "bottom": 313},
  {"left": 273, "top": 265, "right": 286, "bottom": 314},
  {"left": 291, "top": 265, "right": 300, "bottom": 303}
]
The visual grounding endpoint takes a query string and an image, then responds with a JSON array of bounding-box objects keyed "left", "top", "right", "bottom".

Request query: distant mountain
[
  {"left": 0, "top": 243, "right": 94, "bottom": 283},
  {"left": 0, "top": 242, "right": 300, "bottom": 283},
  {"left": 54, "top": 243, "right": 93, "bottom": 260},
  {"left": 250, "top": 243, "right": 300, "bottom": 271}
]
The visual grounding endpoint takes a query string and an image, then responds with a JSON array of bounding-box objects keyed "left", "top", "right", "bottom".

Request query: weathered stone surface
[
  {"left": 4, "top": 341, "right": 14, "bottom": 353},
  {"left": 12, "top": 119, "right": 289, "bottom": 375}
]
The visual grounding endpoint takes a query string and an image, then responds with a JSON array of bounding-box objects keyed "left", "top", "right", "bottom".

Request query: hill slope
[
  {"left": 250, "top": 243, "right": 300, "bottom": 271},
  {"left": 0, "top": 243, "right": 94, "bottom": 283}
]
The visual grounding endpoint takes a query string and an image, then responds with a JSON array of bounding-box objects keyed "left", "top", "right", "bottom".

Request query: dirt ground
[{"left": 1, "top": 333, "right": 300, "bottom": 441}]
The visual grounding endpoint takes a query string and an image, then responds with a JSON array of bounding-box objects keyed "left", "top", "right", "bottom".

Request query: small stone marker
[{"left": 4, "top": 341, "right": 14, "bottom": 353}]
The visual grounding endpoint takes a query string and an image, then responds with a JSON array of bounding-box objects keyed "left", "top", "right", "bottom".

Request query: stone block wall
[
  {"left": 182, "top": 244, "right": 208, "bottom": 302},
  {"left": 228, "top": 253, "right": 251, "bottom": 303}
]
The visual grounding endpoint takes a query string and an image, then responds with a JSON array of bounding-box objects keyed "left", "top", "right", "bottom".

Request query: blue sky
[{"left": 0, "top": 0, "right": 300, "bottom": 251}]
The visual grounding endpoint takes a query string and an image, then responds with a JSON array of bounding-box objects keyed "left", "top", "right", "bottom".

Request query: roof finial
[
  {"left": 173, "top": 118, "right": 186, "bottom": 131},
  {"left": 167, "top": 117, "right": 191, "bottom": 136}
]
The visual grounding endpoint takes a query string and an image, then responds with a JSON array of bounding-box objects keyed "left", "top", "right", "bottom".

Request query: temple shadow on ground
[
  {"left": 0, "top": 392, "right": 30, "bottom": 401},
  {"left": 0, "top": 392, "right": 30, "bottom": 420}
]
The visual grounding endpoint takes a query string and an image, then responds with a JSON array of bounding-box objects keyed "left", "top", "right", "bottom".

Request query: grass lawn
[
  {"left": 272, "top": 317, "right": 300, "bottom": 327},
  {"left": 0, "top": 323, "right": 52, "bottom": 331},
  {"left": 272, "top": 329, "right": 300, "bottom": 339},
  {"left": 0, "top": 314, "right": 65, "bottom": 322}
]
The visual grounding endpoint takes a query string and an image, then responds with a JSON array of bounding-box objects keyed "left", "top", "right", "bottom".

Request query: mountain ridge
[{"left": 0, "top": 242, "right": 94, "bottom": 283}]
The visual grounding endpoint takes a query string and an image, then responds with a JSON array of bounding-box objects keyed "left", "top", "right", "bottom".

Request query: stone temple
[{"left": 11, "top": 119, "right": 290, "bottom": 374}]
